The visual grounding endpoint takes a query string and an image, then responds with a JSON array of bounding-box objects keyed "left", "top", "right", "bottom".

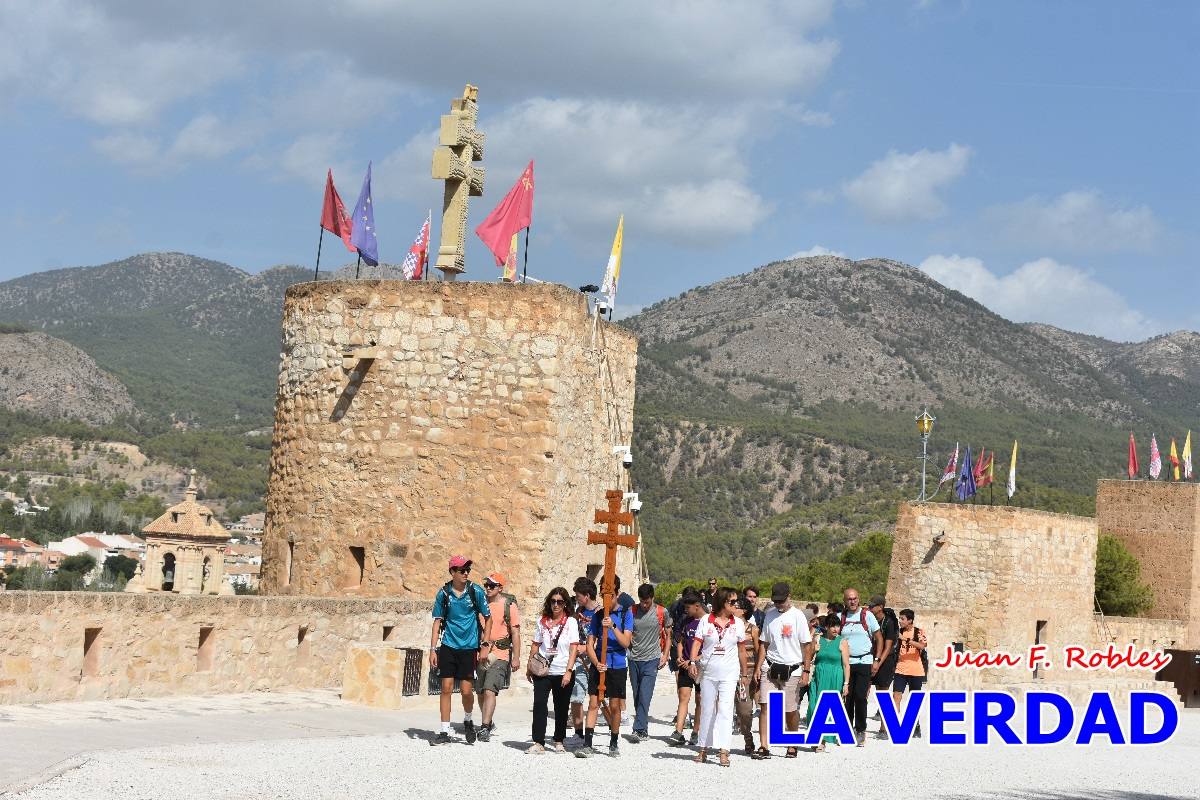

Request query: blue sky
[{"left": 1, "top": 1, "right": 1195, "bottom": 341}]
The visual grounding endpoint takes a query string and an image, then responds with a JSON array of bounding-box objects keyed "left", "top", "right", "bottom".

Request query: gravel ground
[{"left": 9, "top": 691, "right": 1199, "bottom": 800}]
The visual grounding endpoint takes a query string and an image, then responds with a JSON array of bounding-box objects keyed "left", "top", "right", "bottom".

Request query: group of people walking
[{"left": 428, "top": 556, "right": 929, "bottom": 764}]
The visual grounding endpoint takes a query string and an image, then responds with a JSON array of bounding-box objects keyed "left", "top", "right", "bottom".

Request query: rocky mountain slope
[
  {"left": 3, "top": 251, "right": 1199, "bottom": 579},
  {"left": 0, "top": 331, "right": 134, "bottom": 424}
]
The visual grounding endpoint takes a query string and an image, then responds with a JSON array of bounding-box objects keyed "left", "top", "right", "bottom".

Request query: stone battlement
[{"left": 262, "top": 279, "right": 639, "bottom": 604}]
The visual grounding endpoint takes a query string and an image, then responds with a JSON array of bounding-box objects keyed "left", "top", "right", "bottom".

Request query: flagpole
[
  {"left": 522, "top": 225, "right": 531, "bottom": 284},
  {"left": 355, "top": 253, "right": 362, "bottom": 280},
  {"left": 424, "top": 209, "right": 432, "bottom": 281},
  {"left": 314, "top": 227, "right": 325, "bottom": 282}
]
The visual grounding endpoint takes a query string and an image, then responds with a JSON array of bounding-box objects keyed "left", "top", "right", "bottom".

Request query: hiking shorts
[
  {"left": 892, "top": 674, "right": 925, "bottom": 693},
  {"left": 872, "top": 661, "right": 897, "bottom": 691},
  {"left": 758, "top": 661, "right": 803, "bottom": 712},
  {"left": 571, "top": 665, "right": 589, "bottom": 703},
  {"left": 476, "top": 658, "right": 511, "bottom": 693},
  {"left": 437, "top": 645, "right": 477, "bottom": 682},
  {"left": 588, "top": 666, "right": 628, "bottom": 700}
]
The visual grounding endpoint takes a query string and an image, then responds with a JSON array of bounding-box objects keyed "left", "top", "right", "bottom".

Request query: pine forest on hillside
[{"left": 1, "top": 252, "right": 1198, "bottom": 586}]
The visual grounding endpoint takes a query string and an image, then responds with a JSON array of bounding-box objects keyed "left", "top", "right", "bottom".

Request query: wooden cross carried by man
[{"left": 589, "top": 489, "right": 638, "bottom": 701}]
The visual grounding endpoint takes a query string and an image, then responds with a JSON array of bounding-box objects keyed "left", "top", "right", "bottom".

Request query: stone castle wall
[
  {"left": 888, "top": 503, "right": 1100, "bottom": 683},
  {"left": 1095, "top": 479, "right": 1200, "bottom": 647},
  {"left": 261, "top": 280, "right": 638, "bottom": 606},
  {"left": 0, "top": 591, "right": 430, "bottom": 704}
]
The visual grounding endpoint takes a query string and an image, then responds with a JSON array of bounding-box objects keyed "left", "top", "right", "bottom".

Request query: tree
[
  {"left": 1094, "top": 534, "right": 1153, "bottom": 616},
  {"left": 59, "top": 553, "right": 97, "bottom": 575},
  {"left": 104, "top": 554, "right": 139, "bottom": 581}
]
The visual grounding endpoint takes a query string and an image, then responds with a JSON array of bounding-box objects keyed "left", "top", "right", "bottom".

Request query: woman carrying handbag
[{"left": 526, "top": 587, "right": 580, "bottom": 753}]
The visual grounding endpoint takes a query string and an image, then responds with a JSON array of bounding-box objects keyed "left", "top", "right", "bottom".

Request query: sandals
[
  {"left": 693, "top": 749, "right": 708, "bottom": 764},
  {"left": 785, "top": 746, "right": 799, "bottom": 758},
  {"left": 751, "top": 747, "right": 771, "bottom": 760},
  {"left": 718, "top": 750, "right": 730, "bottom": 767}
]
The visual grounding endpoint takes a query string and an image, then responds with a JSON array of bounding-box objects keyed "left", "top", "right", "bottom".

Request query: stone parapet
[{"left": 0, "top": 591, "right": 431, "bottom": 705}]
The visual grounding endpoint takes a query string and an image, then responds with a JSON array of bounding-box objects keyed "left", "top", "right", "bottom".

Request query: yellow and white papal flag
[
  {"left": 600, "top": 215, "right": 624, "bottom": 301},
  {"left": 1006, "top": 440, "right": 1018, "bottom": 499}
]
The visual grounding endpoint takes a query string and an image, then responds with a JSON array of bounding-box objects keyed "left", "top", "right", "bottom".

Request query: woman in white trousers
[{"left": 686, "top": 587, "right": 750, "bottom": 767}]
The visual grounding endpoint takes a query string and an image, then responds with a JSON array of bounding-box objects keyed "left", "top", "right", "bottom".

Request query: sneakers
[
  {"left": 526, "top": 743, "right": 546, "bottom": 755},
  {"left": 631, "top": 731, "right": 649, "bottom": 743},
  {"left": 608, "top": 744, "right": 621, "bottom": 758},
  {"left": 689, "top": 731, "right": 698, "bottom": 746},
  {"left": 431, "top": 731, "right": 452, "bottom": 746},
  {"left": 856, "top": 730, "right": 866, "bottom": 747},
  {"left": 574, "top": 745, "right": 595, "bottom": 758},
  {"left": 464, "top": 720, "right": 477, "bottom": 745},
  {"left": 875, "top": 728, "right": 889, "bottom": 741},
  {"left": 913, "top": 723, "right": 923, "bottom": 739},
  {"left": 551, "top": 742, "right": 567, "bottom": 754},
  {"left": 667, "top": 731, "right": 686, "bottom": 747},
  {"left": 477, "top": 724, "right": 492, "bottom": 743}
]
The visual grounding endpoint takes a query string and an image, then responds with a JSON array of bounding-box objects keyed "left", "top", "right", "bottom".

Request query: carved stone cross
[
  {"left": 588, "top": 489, "right": 638, "bottom": 700},
  {"left": 431, "top": 84, "right": 485, "bottom": 280}
]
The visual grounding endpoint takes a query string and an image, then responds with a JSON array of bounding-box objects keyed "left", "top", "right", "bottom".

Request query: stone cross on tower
[
  {"left": 431, "top": 84, "right": 485, "bottom": 280},
  {"left": 588, "top": 489, "right": 638, "bottom": 701}
]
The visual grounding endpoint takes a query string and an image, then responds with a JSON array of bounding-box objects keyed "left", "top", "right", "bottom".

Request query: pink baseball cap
[{"left": 448, "top": 555, "right": 473, "bottom": 570}]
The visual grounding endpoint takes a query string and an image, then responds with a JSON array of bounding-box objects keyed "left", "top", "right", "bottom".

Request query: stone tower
[
  {"left": 260, "top": 280, "right": 639, "bottom": 603},
  {"left": 127, "top": 470, "right": 232, "bottom": 595},
  {"left": 1096, "top": 479, "right": 1200, "bottom": 648}
]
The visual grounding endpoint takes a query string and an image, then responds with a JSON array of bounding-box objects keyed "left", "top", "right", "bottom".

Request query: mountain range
[{"left": 2, "top": 252, "right": 1198, "bottom": 579}]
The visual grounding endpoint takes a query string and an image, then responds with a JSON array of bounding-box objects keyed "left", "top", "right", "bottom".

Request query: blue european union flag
[{"left": 350, "top": 162, "right": 378, "bottom": 266}]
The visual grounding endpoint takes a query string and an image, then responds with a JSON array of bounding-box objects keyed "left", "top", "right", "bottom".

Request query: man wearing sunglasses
[
  {"left": 430, "top": 555, "right": 491, "bottom": 746},
  {"left": 475, "top": 572, "right": 521, "bottom": 742}
]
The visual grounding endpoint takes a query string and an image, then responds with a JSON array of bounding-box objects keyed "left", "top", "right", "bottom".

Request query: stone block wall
[
  {"left": 1096, "top": 479, "right": 1200, "bottom": 647},
  {"left": 888, "top": 503, "right": 1099, "bottom": 684},
  {"left": 261, "top": 280, "right": 639, "bottom": 606},
  {"left": 0, "top": 591, "right": 430, "bottom": 704}
]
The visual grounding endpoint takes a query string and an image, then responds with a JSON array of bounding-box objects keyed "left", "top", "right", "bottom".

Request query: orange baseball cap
[{"left": 484, "top": 572, "right": 505, "bottom": 587}]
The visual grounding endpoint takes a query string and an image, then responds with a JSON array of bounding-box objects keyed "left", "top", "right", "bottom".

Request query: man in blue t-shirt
[
  {"left": 576, "top": 575, "right": 634, "bottom": 758},
  {"left": 840, "top": 587, "right": 882, "bottom": 746},
  {"left": 430, "top": 555, "right": 491, "bottom": 746}
]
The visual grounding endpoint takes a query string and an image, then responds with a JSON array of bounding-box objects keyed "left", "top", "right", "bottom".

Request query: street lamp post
[{"left": 916, "top": 409, "right": 936, "bottom": 502}]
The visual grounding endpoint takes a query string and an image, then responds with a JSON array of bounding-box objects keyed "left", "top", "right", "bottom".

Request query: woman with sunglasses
[
  {"left": 685, "top": 587, "right": 750, "bottom": 767},
  {"left": 526, "top": 588, "right": 580, "bottom": 754}
]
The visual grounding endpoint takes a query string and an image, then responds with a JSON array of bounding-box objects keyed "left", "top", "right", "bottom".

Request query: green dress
[{"left": 806, "top": 634, "right": 845, "bottom": 743}]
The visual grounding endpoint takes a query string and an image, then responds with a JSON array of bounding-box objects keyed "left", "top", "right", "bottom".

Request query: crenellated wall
[{"left": 0, "top": 591, "right": 431, "bottom": 704}]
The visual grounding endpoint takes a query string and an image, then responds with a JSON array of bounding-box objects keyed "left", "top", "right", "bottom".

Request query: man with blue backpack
[{"left": 430, "top": 555, "right": 491, "bottom": 746}]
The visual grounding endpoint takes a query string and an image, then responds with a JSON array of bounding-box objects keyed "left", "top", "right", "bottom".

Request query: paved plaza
[{"left": 2, "top": 680, "right": 1197, "bottom": 799}]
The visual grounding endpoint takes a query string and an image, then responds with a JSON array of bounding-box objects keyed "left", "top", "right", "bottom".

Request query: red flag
[
  {"left": 1128, "top": 432, "right": 1139, "bottom": 479},
  {"left": 475, "top": 161, "right": 534, "bottom": 267},
  {"left": 320, "top": 169, "right": 355, "bottom": 253},
  {"left": 974, "top": 449, "right": 994, "bottom": 489}
]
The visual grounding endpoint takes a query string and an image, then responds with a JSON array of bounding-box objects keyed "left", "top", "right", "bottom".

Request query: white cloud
[
  {"left": 0, "top": 0, "right": 241, "bottom": 126},
  {"left": 789, "top": 245, "right": 847, "bottom": 258},
  {"left": 844, "top": 143, "right": 972, "bottom": 222},
  {"left": 94, "top": 0, "right": 839, "bottom": 104},
  {"left": 380, "top": 98, "right": 771, "bottom": 244},
  {"left": 3, "top": 0, "right": 839, "bottom": 244},
  {"left": 987, "top": 190, "right": 1161, "bottom": 253},
  {"left": 919, "top": 253, "right": 1156, "bottom": 341}
]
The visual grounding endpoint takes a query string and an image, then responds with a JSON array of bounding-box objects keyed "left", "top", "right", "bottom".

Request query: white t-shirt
[
  {"left": 533, "top": 616, "right": 580, "bottom": 676},
  {"left": 760, "top": 605, "right": 812, "bottom": 666},
  {"left": 694, "top": 615, "right": 747, "bottom": 682}
]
